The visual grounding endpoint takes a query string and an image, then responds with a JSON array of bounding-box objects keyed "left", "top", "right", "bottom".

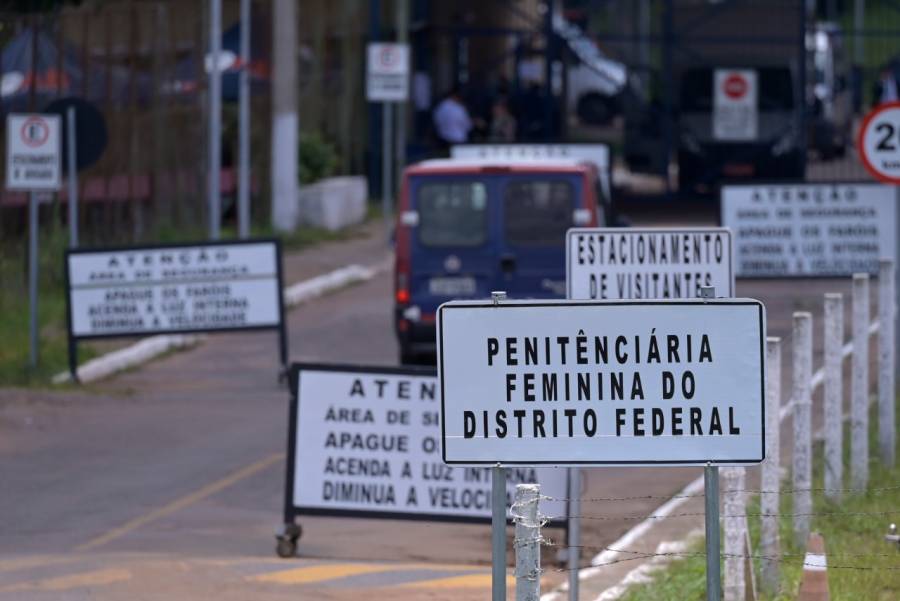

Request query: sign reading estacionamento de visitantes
[
  {"left": 438, "top": 299, "right": 766, "bottom": 466},
  {"left": 566, "top": 227, "right": 734, "bottom": 299}
]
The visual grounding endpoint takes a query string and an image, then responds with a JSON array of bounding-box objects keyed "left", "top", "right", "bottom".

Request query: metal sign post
[
  {"left": 567, "top": 468, "right": 581, "bottom": 600},
  {"left": 700, "top": 286, "right": 722, "bottom": 601},
  {"left": 491, "top": 463, "right": 507, "bottom": 601},
  {"left": 366, "top": 42, "right": 409, "bottom": 233},
  {"left": 704, "top": 463, "right": 721, "bottom": 601},
  {"left": 208, "top": 0, "right": 222, "bottom": 240},
  {"left": 28, "top": 192, "right": 39, "bottom": 368},
  {"left": 66, "top": 107, "right": 78, "bottom": 248},
  {"left": 382, "top": 103, "right": 392, "bottom": 227},
  {"left": 7, "top": 112, "right": 62, "bottom": 370},
  {"left": 238, "top": 0, "right": 251, "bottom": 239}
]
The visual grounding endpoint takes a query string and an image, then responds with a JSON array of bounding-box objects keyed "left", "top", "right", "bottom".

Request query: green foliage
[{"left": 299, "top": 133, "right": 339, "bottom": 184}]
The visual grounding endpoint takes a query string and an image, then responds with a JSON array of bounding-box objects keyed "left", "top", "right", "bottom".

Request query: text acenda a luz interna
[{"left": 463, "top": 329, "right": 742, "bottom": 440}]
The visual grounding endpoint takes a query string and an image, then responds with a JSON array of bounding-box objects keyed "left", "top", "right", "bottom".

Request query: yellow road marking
[
  {"left": 252, "top": 563, "right": 399, "bottom": 585},
  {"left": 0, "top": 568, "right": 131, "bottom": 593},
  {"left": 0, "top": 556, "right": 75, "bottom": 573},
  {"left": 393, "top": 573, "right": 514, "bottom": 589},
  {"left": 250, "top": 562, "right": 490, "bottom": 586},
  {"left": 75, "top": 452, "right": 284, "bottom": 552}
]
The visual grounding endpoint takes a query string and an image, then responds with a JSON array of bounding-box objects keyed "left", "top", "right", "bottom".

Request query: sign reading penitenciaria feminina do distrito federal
[{"left": 438, "top": 299, "right": 766, "bottom": 466}]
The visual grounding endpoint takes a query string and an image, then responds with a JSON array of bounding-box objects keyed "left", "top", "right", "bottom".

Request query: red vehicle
[{"left": 394, "top": 158, "right": 604, "bottom": 364}]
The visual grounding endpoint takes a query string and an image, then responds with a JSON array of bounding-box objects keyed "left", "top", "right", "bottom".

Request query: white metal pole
[
  {"left": 722, "top": 468, "right": 746, "bottom": 601},
  {"left": 382, "top": 102, "right": 392, "bottom": 226},
  {"left": 514, "top": 483, "right": 541, "bottom": 601},
  {"left": 492, "top": 464, "right": 507, "bottom": 601},
  {"left": 66, "top": 107, "right": 78, "bottom": 248},
  {"left": 851, "top": 273, "right": 870, "bottom": 489},
  {"left": 208, "top": 0, "right": 222, "bottom": 240},
  {"left": 792, "top": 312, "right": 812, "bottom": 546},
  {"left": 878, "top": 260, "right": 895, "bottom": 467},
  {"left": 824, "top": 293, "right": 844, "bottom": 500},
  {"left": 567, "top": 469, "right": 580, "bottom": 601},
  {"left": 238, "top": 0, "right": 251, "bottom": 239},
  {"left": 28, "top": 192, "right": 39, "bottom": 369},
  {"left": 760, "top": 337, "right": 781, "bottom": 595}
]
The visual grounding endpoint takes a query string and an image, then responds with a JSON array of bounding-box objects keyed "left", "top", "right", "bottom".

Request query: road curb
[{"left": 53, "top": 261, "right": 383, "bottom": 385}]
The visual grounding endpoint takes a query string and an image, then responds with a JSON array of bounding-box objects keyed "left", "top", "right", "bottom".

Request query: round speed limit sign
[{"left": 858, "top": 101, "right": 900, "bottom": 184}]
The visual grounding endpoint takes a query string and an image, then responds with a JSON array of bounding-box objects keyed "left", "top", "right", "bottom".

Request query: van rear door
[
  {"left": 408, "top": 175, "right": 497, "bottom": 315},
  {"left": 497, "top": 174, "right": 582, "bottom": 298}
]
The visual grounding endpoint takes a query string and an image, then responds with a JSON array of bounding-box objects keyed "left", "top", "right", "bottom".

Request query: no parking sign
[
  {"left": 366, "top": 43, "right": 410, "bottom": 102},
  {"left": 6, "top": 113, "right": 62, "bottom": 191}
]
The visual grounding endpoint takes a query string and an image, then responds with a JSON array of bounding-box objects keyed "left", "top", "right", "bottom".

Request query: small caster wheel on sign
[{"left": 276, "top": 537, "right": 296, "bottom": 558}]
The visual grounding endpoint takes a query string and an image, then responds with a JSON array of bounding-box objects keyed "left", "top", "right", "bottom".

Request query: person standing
[{"left": 432, "top": 87, "right": 473, "bottom": 148}]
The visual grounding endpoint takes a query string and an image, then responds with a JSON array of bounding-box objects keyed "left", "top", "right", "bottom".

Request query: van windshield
[
  {"left": 504, "top": 180, "right": 574, "bottom": 245},
  {"left": 417, "top": 181, "right": 488, "bottom": 247}
]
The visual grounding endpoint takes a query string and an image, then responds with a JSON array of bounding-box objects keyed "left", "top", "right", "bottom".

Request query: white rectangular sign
[
  {"left": 451, "top": 143, "right": 612, "bottom": 199},
  {"left": 721, "top": 183, "right": 897, "bottom": 277},
  {"left": 66, "top": 241, "right": 282, "bottom": 337},
  {"left": 438, "top": 299, "right": 766, "bottom": 466},
  {"left": 451, "top": 144, "right": 609, "bottom": 171},
  {"left": 713, "top": 69, "right": 758, "bottom": 141},
  {"left": 366, "top": 42, "right": 410, "bottom": 102},
  {"left": 292, "top": 366, "right": 567, "bottom": 521},
  {"left": 6, "top": 113, "right": 62, "bottom": 191},
  {"left": 566, "top": 228, "right": 734, "bottom": 299}
]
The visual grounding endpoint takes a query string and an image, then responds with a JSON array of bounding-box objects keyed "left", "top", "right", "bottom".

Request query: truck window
[
  {"left": 503, "top": 180, "right": 574, "bottom": 246},
  {"left": 417, "top": 181, "right": 488, "bottom": 247},
  {"left": 680, "top": 67, "right": 794, "bottom": 112}
]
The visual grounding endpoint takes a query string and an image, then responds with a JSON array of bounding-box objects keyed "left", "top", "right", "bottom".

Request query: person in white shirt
[{"left": 432, "top": 87, "right": 473, "bottom": 146}]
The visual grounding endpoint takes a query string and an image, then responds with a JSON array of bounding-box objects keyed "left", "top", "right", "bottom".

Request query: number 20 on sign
[{"left": 859, "top": 101, "right": 900, "bottom": 184}]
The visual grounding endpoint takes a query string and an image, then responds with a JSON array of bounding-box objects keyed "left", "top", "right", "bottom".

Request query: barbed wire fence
[{"left": 525, "top": 264, "right": 898, "bottom": 600}]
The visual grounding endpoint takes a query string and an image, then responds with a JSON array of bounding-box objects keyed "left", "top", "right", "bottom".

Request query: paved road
[{"left": 0, "top": 219, "right": 880, "bottom": 600}]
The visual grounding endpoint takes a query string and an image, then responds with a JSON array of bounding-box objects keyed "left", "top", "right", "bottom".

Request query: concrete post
[
  {"left": 792, "top": 312, "right": 813, "bottom": 545},
  {"left": 271, "top": 0, "right": 298, "bottom": 231},
  {"left": 513, "top": 483, "right": 541, "bottom": 601},
  {"left": 852, "top": 273, "right": 870, "bottom": 489},
  {"left": 760, "top": 337, "right": 781, "bottom": 594},
  {"left": 878, "top": 260, "right": 896, "bottom": 467},
  {"left": 722, "top": 468, "right": 747, "bottom": 601},
  {"left": 824, "top": 293, "right": 844, "bottom": 500}
]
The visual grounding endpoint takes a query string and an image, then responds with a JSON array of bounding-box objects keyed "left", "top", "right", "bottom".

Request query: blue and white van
[{"left": 393, "top": 158, "right": 604, "bottom": 364}]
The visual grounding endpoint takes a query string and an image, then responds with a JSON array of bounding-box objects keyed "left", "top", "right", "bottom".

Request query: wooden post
[
  {"left": 878, "top": 260, "right": 896, "bottom": 467},
  {"left": 792, "top": 312, "right": 813, "bottom": 545},
  {"left": 760, "top": 337, "right": 781, "bottom": 594},
  {"left": 824, "top": 293, "right": 844, "bottom": 500},
  {"left": 722, "top": 468, "right": 747, "bottom": 601},
  {"left": 851, "top": 273, "right": 870, "bottom": 489}
]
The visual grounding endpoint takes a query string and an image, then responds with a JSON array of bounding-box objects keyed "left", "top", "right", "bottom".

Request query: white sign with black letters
[
  {"left": 721, "top": 183, "right": 897, "bottom": 277},
  {"left": 566, "top": 228, "right": 734, "bottom": 299},
  {"left": 713, "top": 69, "right": 758, "bottom": 141},
  {"left": 66, "top": 240, "right": 282, "bottom": 337},
  {"left": 438, "top": 299, "right": 765, "bottom": 466},
  {"left": 291, "top": 366, "right": 567, "bottom": 521},
  {"left": 6, "top": 113, "right": 62, "bottom": 190},
  {"left": 366, "top": 43, "right": 410, "bottom": 102}
]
